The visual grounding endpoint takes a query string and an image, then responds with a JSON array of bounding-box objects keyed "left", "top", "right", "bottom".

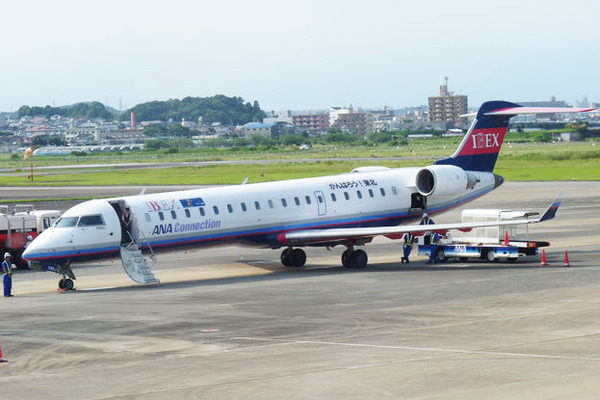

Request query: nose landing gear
[{"left": 41, "top": 262, "right": 77, "bottom": 291}]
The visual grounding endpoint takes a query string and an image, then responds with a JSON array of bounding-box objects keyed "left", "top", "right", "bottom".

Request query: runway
[{"left": 1, "top": 181, "right": 599, "bottom": 399}]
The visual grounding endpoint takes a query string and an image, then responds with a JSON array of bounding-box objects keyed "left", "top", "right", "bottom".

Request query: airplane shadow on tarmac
[{"left": 69, "top": 256, "right": 590, "bottom": 294}]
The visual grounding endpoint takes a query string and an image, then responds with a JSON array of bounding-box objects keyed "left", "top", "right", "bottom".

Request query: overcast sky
[{"left": 1, "top": 0, "right": 598, "bottom": 113}]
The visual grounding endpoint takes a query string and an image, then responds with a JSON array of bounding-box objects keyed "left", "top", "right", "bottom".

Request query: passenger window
[
  {"left": 185, "top": 209, "right": 191, "bottom": 218},
  {"left": 159, "top": 212, "right": 164, "bottom": 221},
  {"left": 305, "top": 196, "right": 311, "bottom": 205},
  {"left": 392, "top": 186, "right": 398, "bottom": 195},
  {"left": 356, "top": 190, "right": 362, "bottom": 199},
  {"left": 281, "top": 198, "right": 287, "bottom": 207},
  {"left": 227, "top": 204, "right": 233, "bottom": 213},
  {"left": 344, "top": 192, "right": 350, "bottom": 200},
  {"left": 241, "top": 202, "right": 247, "bottom": 212},
  {"left": 254, "top": 201, "right": 260, "bottom": 210},
  {"left": 268, "top": 200, "right": 274, "bottom": 209},
  {"left": 380, "top": 188, "right": 386, "bottom": 197},
  {"left": 213, "top": 206, "right": 219, "bottom": 215},
  {"left": 199, "top": 207, "right": 205, "bottom": 216},
  {"left": 294, "top": 197, "right": 300, "bottom": 206},
  {"left": 331, "top": 193, "right": 337, "bottom": 201},
  {"left": 317, "top": 195, "right": 323, "bottom": 203},
  {"left": 171, "top": 210, "right": 177, "bottom": 219},
  {"left": 368, "top": 189, "right": 374, "bottom": 198},
  {"left": 144, "top": 213, "right": 151, "bottom": 223}
]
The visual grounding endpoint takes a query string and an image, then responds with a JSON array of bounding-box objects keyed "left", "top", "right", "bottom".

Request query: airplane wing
[{"left": 281, "top": 192, "right": 565, "bottom": 246}]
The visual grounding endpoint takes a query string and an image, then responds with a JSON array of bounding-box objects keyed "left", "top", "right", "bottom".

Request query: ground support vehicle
[
  {"left": 0, "top": 205, "right": 61, "bottom": 268},
  {"left": 417, "top": 208, "right": 551, "bottom": 263}
]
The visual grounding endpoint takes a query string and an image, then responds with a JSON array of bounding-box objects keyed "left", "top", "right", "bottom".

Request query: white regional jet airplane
[{"left": 23, "top": 101, "right": 595, "bottom": 290}]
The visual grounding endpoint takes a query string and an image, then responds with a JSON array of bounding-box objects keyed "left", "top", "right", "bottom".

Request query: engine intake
[{"left": 416, "top": 165, "right": 476, "bottom": 197}]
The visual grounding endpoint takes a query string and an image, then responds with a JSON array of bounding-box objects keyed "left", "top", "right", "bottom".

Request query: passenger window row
[{"left": 152, "top": 186, "right": 398, "bottom": 221}]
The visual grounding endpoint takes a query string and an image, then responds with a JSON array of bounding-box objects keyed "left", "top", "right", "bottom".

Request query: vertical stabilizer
[{"left": 435, "top": 100, "right": 521, "bottom": 172}]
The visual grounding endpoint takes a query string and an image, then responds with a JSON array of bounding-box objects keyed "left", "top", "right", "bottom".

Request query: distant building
[
  {"left": 292, "top": 114, "right": 329, "bottom": 134},
  {"left": 329, "top": 107, "right": 374, "bottom": 135},
  {"left": 242, "top": 122, "right": 295, "bottom": 139},
  {"left": 428, "top": 79, "right": 468, "bottom": 128},
  {"left": 518, "top": 97, "right": 568, "bottom": 108}
]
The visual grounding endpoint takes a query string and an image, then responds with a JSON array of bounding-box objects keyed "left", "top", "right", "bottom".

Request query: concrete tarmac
[{"left": 1, "top": 181, "right": 599, "bottom": 399}]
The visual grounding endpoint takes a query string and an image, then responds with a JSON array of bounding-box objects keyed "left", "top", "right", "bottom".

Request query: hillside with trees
[
  {"left": 17, "top": 101, "right": 114, "bottom": 120},
  {"left": 125, "top": 95, "right": 266, "bottom": 125}
]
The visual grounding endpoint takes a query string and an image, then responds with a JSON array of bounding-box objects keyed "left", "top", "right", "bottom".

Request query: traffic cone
[
  {"left": 540, "top": 250, "right": 548, "bottom": 267},
  {"left": 0, "top": 342, "right": 7, "bottom": 363},
  {"left": 504, "top": 230, "right": 509, "bottom": 246},
  {"left": 563, "top": 251, "right": 570, "bottom": 267}
]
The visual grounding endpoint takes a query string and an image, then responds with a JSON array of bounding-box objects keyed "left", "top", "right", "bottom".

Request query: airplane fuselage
[{"left": 24, "top": 167, "right": 497, "bottom": 265}]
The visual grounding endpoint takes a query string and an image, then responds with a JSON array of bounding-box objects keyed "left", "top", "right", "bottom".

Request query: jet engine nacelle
[{"left": 416, "top": 165, "right": 477, "bottom": 197}]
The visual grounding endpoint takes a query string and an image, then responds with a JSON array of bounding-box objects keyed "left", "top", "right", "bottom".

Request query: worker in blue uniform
[
  {"left": 401, "top": 233, "right": 415, "bottom": 263},
  {"left": 419, "top": 213, "right": 435, "bottom": 244},
  {"left": 2, "top": 252, "right": 14, "bottom": 297},
  {"left": 427, "top": 232, "right": 441, "bottom": 264}
]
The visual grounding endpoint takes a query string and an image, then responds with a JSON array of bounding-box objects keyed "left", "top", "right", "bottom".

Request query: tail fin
[
  {"left": 435, "top": 100, "right": 521, "bottom": 172},
  {"left": 435, "top": 101, "right": 597, "bottom": 173}
]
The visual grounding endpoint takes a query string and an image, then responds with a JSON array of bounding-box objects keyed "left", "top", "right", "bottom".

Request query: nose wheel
[
  {"left": 43, "top": 262, "right": 77, "bottom": 291},
  {"left": 58, "top": 278, "right": 75, "bottom": 291}
]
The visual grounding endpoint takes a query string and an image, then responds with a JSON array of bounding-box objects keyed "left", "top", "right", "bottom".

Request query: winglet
[{"left": 536, "top": 191, "right": 565, "bottom": 222}]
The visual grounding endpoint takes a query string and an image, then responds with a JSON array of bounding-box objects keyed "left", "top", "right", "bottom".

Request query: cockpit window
[
  {"left": 55, "top": 217, "right": 78, "bottom": 227},
  {"left": 78, "top": 215, "right": 105, "bottom": 227}
]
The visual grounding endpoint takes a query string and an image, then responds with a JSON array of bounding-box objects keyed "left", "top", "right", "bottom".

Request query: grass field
[{"left": 1, "top": 141, "right": 598, "bottom": 186}]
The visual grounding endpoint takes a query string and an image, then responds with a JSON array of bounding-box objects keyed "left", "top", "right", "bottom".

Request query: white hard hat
[
  {"left": 4, "top": 252, "right": 11, "bottom": 259},
  {"left": 27, "top": 235, "right": 33, "bottom": 241},
  {"left": 422, "top": 213, "right": 428, "bottom": 217}
]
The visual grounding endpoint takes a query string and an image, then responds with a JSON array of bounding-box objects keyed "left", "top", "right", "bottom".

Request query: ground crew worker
[
  {"left": 419, "top": 213, "right": 435, "bottom": 245},
  {"left": 402, "top": 233, "right": 415, "bottom": 263},
  {"left": 427, "top": 232, "right": 441, "bottom": 264},
  {"left": 2, "top": 252, "right": 14, "bottom": 297}
]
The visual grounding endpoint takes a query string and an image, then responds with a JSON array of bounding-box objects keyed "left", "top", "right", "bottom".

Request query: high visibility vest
[{"left": 2, "top": 260, "right": 12, "bottom": 275}]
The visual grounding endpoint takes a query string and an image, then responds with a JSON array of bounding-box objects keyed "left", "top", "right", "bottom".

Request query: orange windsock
[{"left": 23, "top": 147, "right": 33, "bottom": 160}]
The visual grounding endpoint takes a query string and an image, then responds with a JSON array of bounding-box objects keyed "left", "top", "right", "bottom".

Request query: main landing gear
[
  {"left": 341, "top": 246, "right": 368, "bottom": 269},
  {"left": 280, "top": 245, "right": 369, "bottom": 269},
  {"left": 281, "top": 247, "right": 307, "bottom": 267}
]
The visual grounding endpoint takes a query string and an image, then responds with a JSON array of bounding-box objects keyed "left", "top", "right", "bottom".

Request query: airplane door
[
  {"left": 109, "top": 200, "right": 136, "bottom": 244},
  {"left": 314, "top": 190, "right": 327, "bottom": 216}
]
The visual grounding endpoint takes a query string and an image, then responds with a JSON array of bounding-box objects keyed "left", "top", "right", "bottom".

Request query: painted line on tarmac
[{"left": 233, "top": 336, "right": 600, "bottom": 362}]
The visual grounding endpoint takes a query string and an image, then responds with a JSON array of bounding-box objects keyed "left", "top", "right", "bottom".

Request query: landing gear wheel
[
  {"left": 281, "top": 248, "right": 293, "bottom": 267},
  {"left": 58, "top": 279, "right": 66, "bottom": 289},
  {"left": 351, "top": 249, "right": 368, "bottom": 269},
  {"left": 341, "top": 249, "right": 353, "bottom": 268},
  {"left": 291, "top": 248, "right": 306, "bottom": 267},
  {"left": 342, "top": 249, "right": 368, "bottom": 269},
  {"left": 281, "top": 248, "right": 306, "bottom": 267},
  {"left": 64, "top": 279, "right": 75, "bottom": 290}
]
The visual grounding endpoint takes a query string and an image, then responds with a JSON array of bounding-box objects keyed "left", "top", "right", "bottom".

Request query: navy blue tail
[{"left": 435, "top": 101, "right": 522, "bottom": 172}]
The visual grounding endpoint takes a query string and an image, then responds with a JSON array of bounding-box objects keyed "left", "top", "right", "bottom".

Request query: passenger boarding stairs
[{"left": 119, "top": 239, "right": 160, "bottom": 285}]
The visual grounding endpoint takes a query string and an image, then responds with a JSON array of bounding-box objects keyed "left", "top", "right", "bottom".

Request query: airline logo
[{"left": 460, "top": 128, "right": 507, "bottom": 155}]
